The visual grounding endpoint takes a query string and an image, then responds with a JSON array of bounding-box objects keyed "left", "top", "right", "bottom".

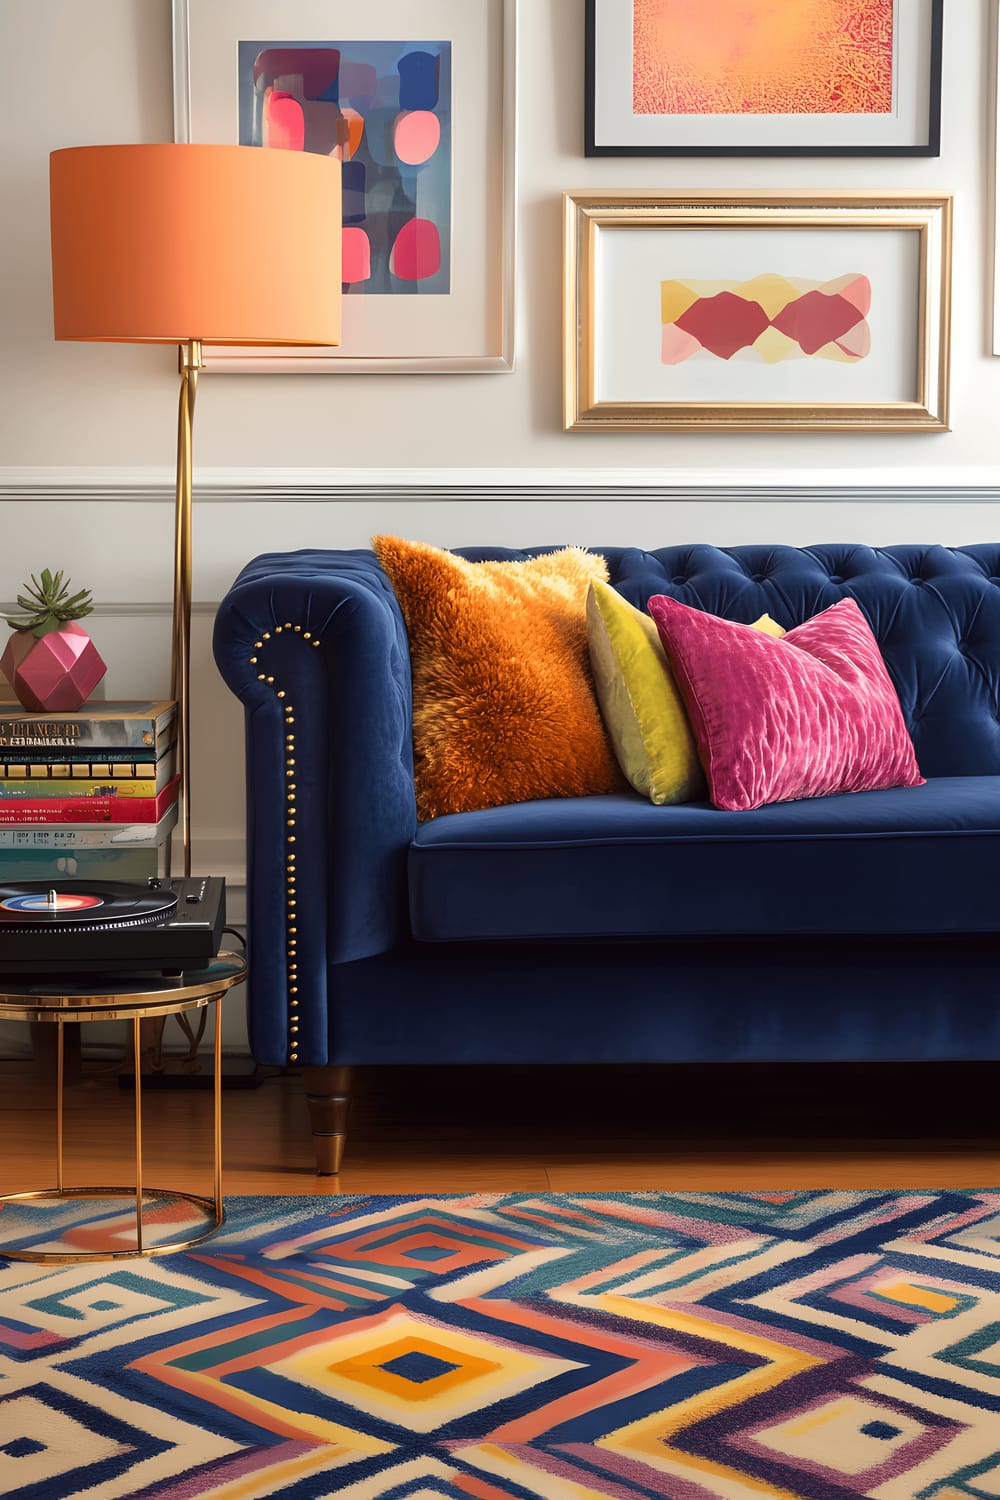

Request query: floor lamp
[{"left": 48, "top": 144, "right": 342, "bottom": 876}]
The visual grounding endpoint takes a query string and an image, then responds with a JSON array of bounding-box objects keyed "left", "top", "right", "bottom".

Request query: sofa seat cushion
[{"left": 408, "top": 777, "right": 1000, "bottom": 942}]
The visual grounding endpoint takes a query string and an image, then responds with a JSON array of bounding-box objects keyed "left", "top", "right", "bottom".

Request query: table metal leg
[
  {"left": 213, "top": 997, "right": 223, "bottom": 1220},
  {"left": 133, "top": 1017, "right": 143, "bottom": 1253},
  {"left": 56, "top": 1023, "right": 64, "bottom": 1194}
]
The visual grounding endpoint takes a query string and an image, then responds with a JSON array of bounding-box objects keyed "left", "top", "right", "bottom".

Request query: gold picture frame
[{"left": 564, "top": 192, "right": 952, "bottom": 433}]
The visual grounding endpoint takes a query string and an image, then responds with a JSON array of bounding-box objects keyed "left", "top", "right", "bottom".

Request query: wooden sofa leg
[{"left": 304, "top": 1065, "right": 352, "bottom": 1175}]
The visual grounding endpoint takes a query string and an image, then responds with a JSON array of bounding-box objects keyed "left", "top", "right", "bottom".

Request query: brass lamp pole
[{"left": 172, "top": 339, "right": 202, "bottom": 876}]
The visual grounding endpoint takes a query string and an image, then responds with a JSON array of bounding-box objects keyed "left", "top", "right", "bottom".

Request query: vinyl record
[{"left": 0, "top": 880, "right": 177, "bottom": 929}]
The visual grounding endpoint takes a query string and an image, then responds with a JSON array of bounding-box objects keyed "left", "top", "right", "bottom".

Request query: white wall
[
  {"left": 2, "top": 0, "right": 1000, "bottom": 476},
  {"left": 2, "top": 1, "right": 1000, "bottom": 1057}
]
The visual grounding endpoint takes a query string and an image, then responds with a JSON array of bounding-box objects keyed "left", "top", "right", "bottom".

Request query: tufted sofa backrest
[{"left": 457, "top": 543, "right": 1000, "bottom": 778}]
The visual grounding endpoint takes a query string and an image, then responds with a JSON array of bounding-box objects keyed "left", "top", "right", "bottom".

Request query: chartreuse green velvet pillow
[{"left": 586, "top": 580, "right": 785, "bottom": 805}]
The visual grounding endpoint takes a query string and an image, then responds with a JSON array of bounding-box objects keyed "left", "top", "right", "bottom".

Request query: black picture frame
[{"left": 585, "top": 0, "right": 943, "bottom": 158}]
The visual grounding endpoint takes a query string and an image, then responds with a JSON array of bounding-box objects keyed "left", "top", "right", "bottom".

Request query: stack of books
[{"left": 0, "top": 700, "right": 178, "bottom": 883}]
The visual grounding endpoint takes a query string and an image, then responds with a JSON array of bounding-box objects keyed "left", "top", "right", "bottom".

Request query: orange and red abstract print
[
  {"left": 634, "top": 0, "right": 894, "bottom": 117},
  {"left": 660, "top": 274, "right": 872, "bottom": 365}
]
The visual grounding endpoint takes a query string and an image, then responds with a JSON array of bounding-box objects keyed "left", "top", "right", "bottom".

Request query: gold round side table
[{"left": 0, "top": 950, "right": 247, "bottom": 1264}]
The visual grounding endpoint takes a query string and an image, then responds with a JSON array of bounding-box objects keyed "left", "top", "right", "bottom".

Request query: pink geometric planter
[{"left": 1, "top": 622, "right": 107, "bottom": 712}]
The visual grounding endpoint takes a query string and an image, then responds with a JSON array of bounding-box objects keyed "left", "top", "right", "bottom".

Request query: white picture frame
[{"left": 172, "top": 0, "right": 517, "bottom": 373}]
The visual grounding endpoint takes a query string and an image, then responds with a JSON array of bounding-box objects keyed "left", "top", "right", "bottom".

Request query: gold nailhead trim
[
  {"left": 249, "top": 656, "right": 257, "bottom": 664},
  {"left": 253, "top": 627, "right": 318, "bottom": 1028}
]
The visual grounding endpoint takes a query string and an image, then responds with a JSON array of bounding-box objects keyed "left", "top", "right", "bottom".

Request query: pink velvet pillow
[{"left": 647, "top": 595, "right": 924, "bottom": 812}]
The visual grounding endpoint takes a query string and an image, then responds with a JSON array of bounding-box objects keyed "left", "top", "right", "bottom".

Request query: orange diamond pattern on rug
[{"left": 1, "top": 1191, "right": 1000, "bottom": 1497}]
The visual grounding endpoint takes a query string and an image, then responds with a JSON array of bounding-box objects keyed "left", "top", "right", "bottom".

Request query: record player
[{"left": 0, "top": 877, "right": 226, "bottom": 974}]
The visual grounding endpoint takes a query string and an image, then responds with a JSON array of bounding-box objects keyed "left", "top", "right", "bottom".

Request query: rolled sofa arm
[{"left": 213, "top": 549, "right": 416, "bottom": 1066}]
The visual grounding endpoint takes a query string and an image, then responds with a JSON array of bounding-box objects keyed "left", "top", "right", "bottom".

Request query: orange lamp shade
[{"left": 50, "top": 144, "right": 341, "bottom": 347}]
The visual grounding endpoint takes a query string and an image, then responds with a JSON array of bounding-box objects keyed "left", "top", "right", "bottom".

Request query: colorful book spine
[
  {"left": 0, "top": 805, "right": 178, "bottom": 848},
  {"left": 0, "top": 701, "right": 175, "bottom": 751},
  {"left": 0, "top": 846, "right": 162, "bottom": 881},
  {"left": 0, "top": 778, "right": 164, "bottom": 799},
  {"left": 0, "top": 754, "right": 161, "bottom": 773},
  {"left": 0, "top": 751, "right": 175, "bottom": 796},
  {"left": 0, "top": 779, "right": 178, "bottom": 825}
]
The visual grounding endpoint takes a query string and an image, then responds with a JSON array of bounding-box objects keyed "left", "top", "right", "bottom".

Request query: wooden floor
[{"left": 2, "top": 1059, "right": 998, "bottom": 1197}]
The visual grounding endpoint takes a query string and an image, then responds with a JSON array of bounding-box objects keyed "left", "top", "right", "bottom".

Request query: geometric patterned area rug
[{"left": 1, "top": 1190, "right": 1000, "bottom": 1499}]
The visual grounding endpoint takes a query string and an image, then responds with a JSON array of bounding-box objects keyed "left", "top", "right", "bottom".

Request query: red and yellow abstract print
[
  {"left": 661, "top": 274, "right": 872, "bottom": 365},
  {"left": 633, "top": 0, "right": 894, "bottom": 117}
]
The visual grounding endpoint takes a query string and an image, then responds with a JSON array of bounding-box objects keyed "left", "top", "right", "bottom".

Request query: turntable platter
[{"left": 0, "top": 881, "right": 177, "bottom": 931}]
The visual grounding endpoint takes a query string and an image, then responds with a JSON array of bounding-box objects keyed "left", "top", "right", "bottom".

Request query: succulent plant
[{"left": 4, "top": 569, "right": 95, "bottom": 639}]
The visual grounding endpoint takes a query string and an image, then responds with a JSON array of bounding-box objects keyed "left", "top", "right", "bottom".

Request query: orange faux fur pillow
[{"left": 372, "top": 536, "right": 620, "bottom": 820}]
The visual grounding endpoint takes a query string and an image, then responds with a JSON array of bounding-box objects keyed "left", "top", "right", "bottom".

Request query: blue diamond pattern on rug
[
  {"left": 2, "top": 1191, "right": 1000, "bottom": 1497},
  {"left": 380, "top": 1350, "right": 462, "bottom": 1383}
]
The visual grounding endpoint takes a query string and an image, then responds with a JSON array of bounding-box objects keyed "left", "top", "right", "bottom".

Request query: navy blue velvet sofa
[{"left": 213, "top": 543, "right": 1000, "bottom": 1171}]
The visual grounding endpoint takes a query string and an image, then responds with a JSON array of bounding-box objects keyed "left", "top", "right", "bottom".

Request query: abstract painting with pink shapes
[
  {"left": 660, "top": 274, "right": 872, "bottom": 365},
  {"left": 239, "top": 40, "right": 451, "bottom": 296},
  {"left": 634, "top": 0, "right": 894, "bottom": 117}
]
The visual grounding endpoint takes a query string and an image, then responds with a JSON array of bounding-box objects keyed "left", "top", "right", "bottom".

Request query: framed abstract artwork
[
  {"left": 563, "top": 192, "right": 952, "bottom": 432},
  {"left": 586, "top": 0, "right": 943, "bottom": 157},
  {"left": 173, "top": 0, "right": 516, "bottom": 372}
]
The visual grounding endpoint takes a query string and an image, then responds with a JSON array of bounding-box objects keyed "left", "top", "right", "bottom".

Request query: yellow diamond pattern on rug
[{"left": 274, "top": 1305, "right": 581, "bottom": 1434}]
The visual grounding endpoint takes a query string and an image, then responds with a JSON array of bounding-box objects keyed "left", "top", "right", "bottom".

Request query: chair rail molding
[{"left": 3, "top": 465, "right": 1000, "bottom": 504}]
